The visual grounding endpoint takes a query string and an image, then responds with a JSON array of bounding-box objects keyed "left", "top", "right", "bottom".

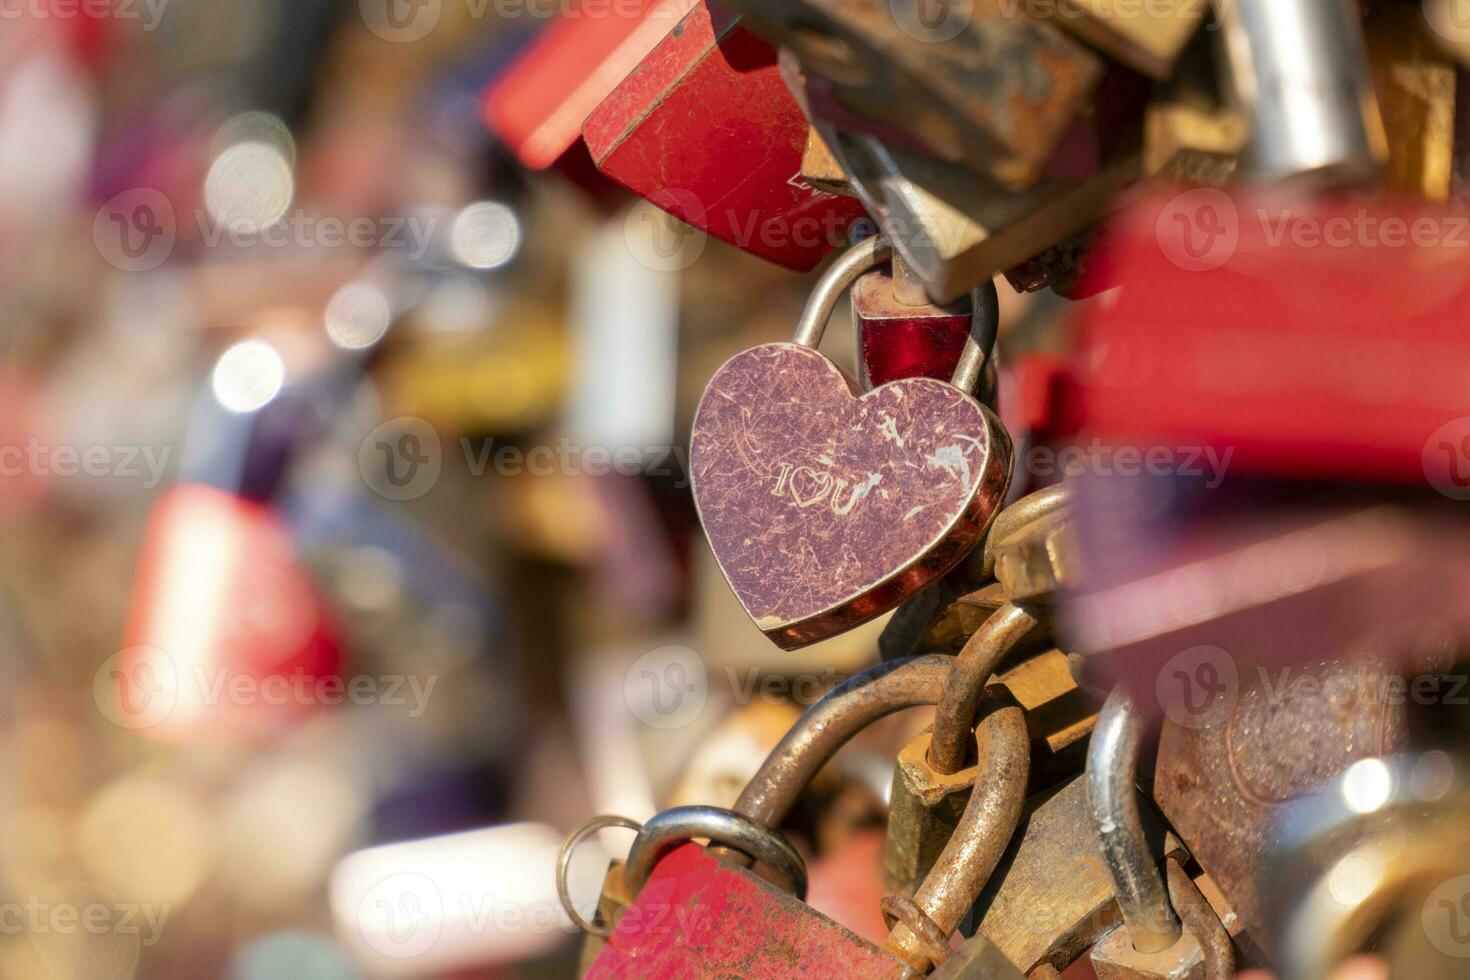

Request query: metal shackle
[
  {"left": 621, "top": 805, "right": 808, "bottom": 899},
  {"left": 793, "top": 235, "right": 1000, "bottom": 396},
  {"left": 1086, "top": 687, "right": 1183, "bottom": 954}
]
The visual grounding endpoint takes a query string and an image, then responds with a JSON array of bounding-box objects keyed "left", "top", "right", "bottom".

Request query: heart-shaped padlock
[{"left": 691, "top": 237, "right": 1013, "bottom": 649}]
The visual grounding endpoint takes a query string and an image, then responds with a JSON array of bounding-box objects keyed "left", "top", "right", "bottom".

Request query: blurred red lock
[
  {"left": 113, "top": 483, "right": 340, "bottom": 742},
  {"left": 582, "top": 0, "right": 867, "bottom": 271},
  {"left": 484, "top": 0, "right": 697, "bottom": 196}
]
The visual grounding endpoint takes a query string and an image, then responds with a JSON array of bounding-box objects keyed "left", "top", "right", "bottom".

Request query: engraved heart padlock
[{"left": 691, "top": 236, "right": 1013, "bottom": 649}]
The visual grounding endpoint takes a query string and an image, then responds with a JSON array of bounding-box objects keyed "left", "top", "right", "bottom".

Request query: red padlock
[
  {"left": 484, "top": 0, "right": 697, "bottom": 196},
  {"left": 115, "top": 483, "right": 341, "bottom": 742},
  {"left": 582, "top": 0, "right": 867, "bottom": 271},
  {"left": 853, "top": 260, "right": 973, "bottom": 389}
]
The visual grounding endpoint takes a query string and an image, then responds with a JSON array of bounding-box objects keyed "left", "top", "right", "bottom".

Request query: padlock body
[
  {"left": 853, "top": 267, "right": 972, "bottom": 388},
  {"left": 583, "top": 1, "right": 865, "bottom": 271},
  {"left": 586, "top": 843, "right": 910, "bottom": 978},
  {"left": 691, "top": 343, "right": 1011, "bottom": 649}
]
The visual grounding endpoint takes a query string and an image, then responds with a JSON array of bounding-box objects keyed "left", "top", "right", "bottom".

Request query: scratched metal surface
[
  {"left": 585, "top": 843, "right": 912, "bottom": 979},
  {"left": 691, "top": 343, "right": 1010, "bottom": 649}
]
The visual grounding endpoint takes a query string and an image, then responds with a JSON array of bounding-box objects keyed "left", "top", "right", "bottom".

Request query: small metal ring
[
  {"left": 556, "top": 814, "right": 643, "bottom": 938},
  {"left": 881, "top": 891, "right": 953, "bottom": 966},
  {"left": 623, "top": 805, "right": 808, "bottom": 900}
]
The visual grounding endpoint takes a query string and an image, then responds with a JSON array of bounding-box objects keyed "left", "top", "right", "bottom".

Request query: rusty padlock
[
  {"left": 690, "top": 237, "right": 1012, "bottom": 650},
  {"left": 572, "top": 655, "right": 955, "bottom": 976},
  {"left": 1086, "top": 689, "right": 1235, "bottom": 980},
  {"left": 1366, "top": 0, "right": 1459, "bottom": 202},
  {"left": 1037, "top": 0, "right": 1209, "bottom": 80},
  {"left": 884, "top": 648, "right": 1097, "bottom": 898},
  {"left": 1144, "top": 35, "right": 1246, "bottom": 187},
  {"left": 581, "top": 0, "right": 866, "bottom": 271},
  {"left": 821, "top": 127, "right": 1138, "bottom": 303},
  {"left": 725, "top": 0, "right": 1104, "bottom": 189}
]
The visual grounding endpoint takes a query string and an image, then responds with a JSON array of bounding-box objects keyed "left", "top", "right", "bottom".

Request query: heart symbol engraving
[{"left": 691, "top": 343, "right": 1011, "bottom": 649}]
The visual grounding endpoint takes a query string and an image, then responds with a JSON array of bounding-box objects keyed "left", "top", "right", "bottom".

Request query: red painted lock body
[
  {"left": 586, "top": 843, "right": 909, "bottom": 979},
  {"left": 582, "top": 1, "right": 867, "bottom": 271},
  {"left": 1071, "top": 188, "right": 1470, "bottom": 485},
  {"left": 852, "top": 266, "right": 972, "bottom": 389},
  {"left": 484, "top": 0, "right": 697, "bottom": 195},
  {"left": 114, "top": 484, "right": 341, "bottom": 742}
]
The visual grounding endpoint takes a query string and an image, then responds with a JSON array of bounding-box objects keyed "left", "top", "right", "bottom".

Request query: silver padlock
[
  {"left": 1215, "top": 0, "right": 1387, "bottom": 188},
  {"left": 1086, "top": 689, "right": 1235, "bottom": 980}
]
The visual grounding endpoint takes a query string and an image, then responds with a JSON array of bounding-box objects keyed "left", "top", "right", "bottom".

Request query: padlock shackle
[
  {"left": 794, "top": 234, "right": 894, "bottom": 348},
  {"left": 886, "top": 693, "right": 1030, "bottom": 973},
  {"left": 928, "top": 602, "right": 1040, "bottom": 775},
  {"left": 731, "top": 655, "right": 956, "bottom": 833},
  {"left": 621, "top": 805, "right": 807, "bottom": 900},
  {"left": 1087, "top": 688, "right": 1183, "bottom": 955},
  {"left": 796, "top": 236, "right": 1000, "bottom": 398}
]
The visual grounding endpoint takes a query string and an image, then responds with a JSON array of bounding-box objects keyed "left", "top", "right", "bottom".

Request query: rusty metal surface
[
  {"left": 690, "top": 342, "right": 1011, "bottom": 650},
  {"left": 972, "top": 775, "right": 1170, "bottom": 974},
  {"left": 1042, "top": 0, "right": 1207, "bottom": 79},
  {"left": 732, "top": 656, "right": 956, "bottom": 834},
  {"left": 929, "top": 603, "right": 1040, "bottom": 774},
  {"left": 1153, "top": 659, "right": 1408, "bottom": 964},
  {"left": 727, "top": 0, "right": 1102, "bottom": 187},
  {"left": 976, "top": 485, "right": 1072, "bottom": 582},
  {"left": 886, "top": 695, "right": 1030, "bottom": 972},
  {"left": 917, "top": 582, "right": 1010, "bottom": 654},
  {"left": 884, "top": 729, "right": 978, "bottom": 896},
  {"left": 1090, "top": 918, "right": 1205, "bottom": 980},
  {"left": 1166, "top": 860, "right": 1234, "bottom": 980},
  {"left": 586, "top": 842, "right": 914, "bottom": 979}
]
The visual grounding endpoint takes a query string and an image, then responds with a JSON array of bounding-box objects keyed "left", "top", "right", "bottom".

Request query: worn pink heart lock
[{"left": 691, "top": 237, "right": 1013, "bottom": 649}]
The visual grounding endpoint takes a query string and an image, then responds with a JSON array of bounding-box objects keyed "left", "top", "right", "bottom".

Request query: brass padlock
[
  {"left": 1144, "top": 35, "right": 1246, "bottom": 187},
  {"left": 884, "top": 648, "right": 1097, "bottom": 897},
  {"left": 1039, "top": 0, "right": 1209, "bottom": 79},
  {"left": 1366, "top": 0, "right": 1458, "bottom": 202}
]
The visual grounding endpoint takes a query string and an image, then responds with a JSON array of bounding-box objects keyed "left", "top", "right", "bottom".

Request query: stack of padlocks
[{"left": 536, "top": 1, "right": 1470, "bottom": 977}]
